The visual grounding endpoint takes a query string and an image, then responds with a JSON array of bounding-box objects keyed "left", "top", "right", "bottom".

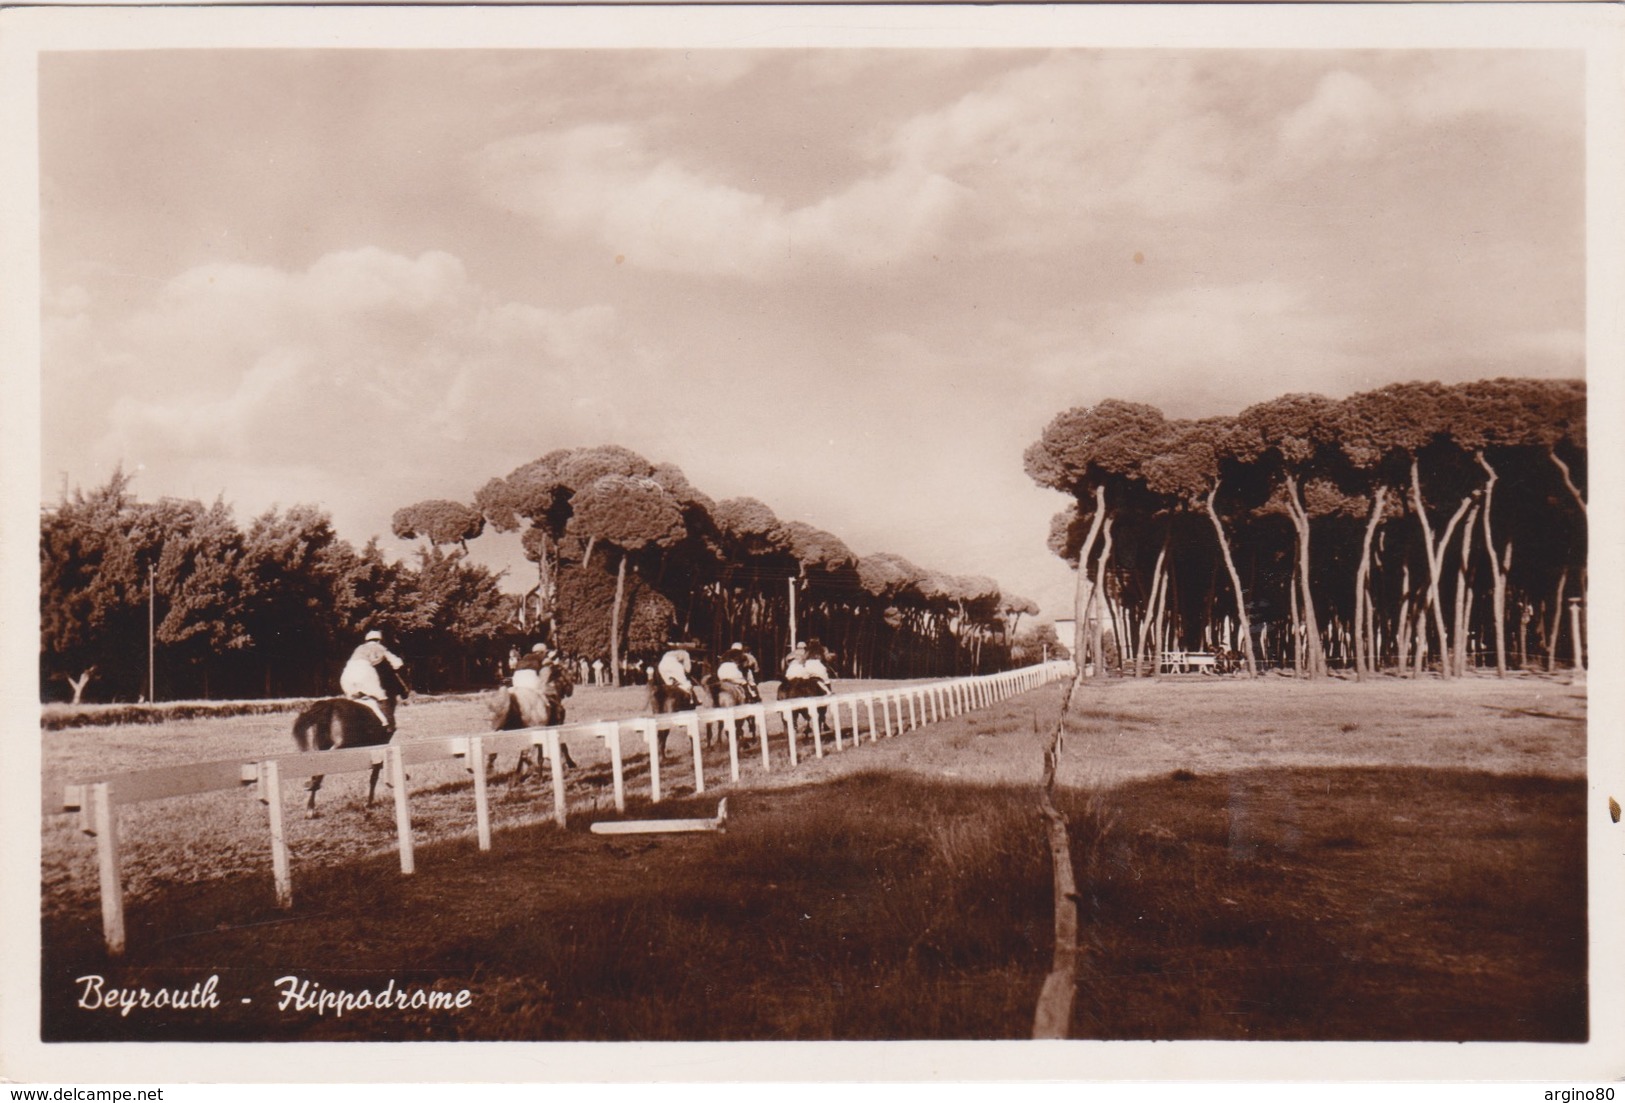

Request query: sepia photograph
[{"left": 2, "top": 2, "right": 1621, "bottom": 1086}]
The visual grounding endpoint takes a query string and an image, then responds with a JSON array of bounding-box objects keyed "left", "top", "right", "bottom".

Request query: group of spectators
[{"left": 501, "top": 648, "right": 654, "bottom": 687}]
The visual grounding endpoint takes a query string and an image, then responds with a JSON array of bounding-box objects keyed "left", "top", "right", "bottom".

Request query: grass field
[{"left": 39, "top": 672, "right": 1587, "bottom": 1042}]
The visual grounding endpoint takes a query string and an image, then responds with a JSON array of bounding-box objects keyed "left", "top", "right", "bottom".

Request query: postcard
[{"left": 3, "top": 2, "right": 1621, "bottom": 1088}]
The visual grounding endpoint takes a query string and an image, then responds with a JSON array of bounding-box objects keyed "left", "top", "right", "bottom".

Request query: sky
[{"left": 38, "top": 45, "right": 1585, "bottom": 623}]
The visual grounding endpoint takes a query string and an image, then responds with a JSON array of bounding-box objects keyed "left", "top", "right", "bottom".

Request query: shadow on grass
[{"left": 42, "top": 766, "right": 1584, "bottom": 1043}]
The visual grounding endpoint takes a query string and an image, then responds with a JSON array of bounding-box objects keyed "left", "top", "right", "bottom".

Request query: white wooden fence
[{"left": 49, "top": 662, "right": 1073, "bottom": 955}]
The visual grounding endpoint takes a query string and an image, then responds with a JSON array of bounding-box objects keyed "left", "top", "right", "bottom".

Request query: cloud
[
  {"left": 44, "top": 247, "right": 654, "bottom": 528},
  {"left": 1275, "top": 53, "right": 1581, "bottom": 169},
  {"left": 1013, "top": 280, "right": 1368, "bottom": 415},
  {"left": 1278, "top": 70, "right": 1397, "bottom": 162},
  {"left": 473, "top": 122, "right": 968, "bottom": 279},
  {"left": 469, "top": 50, "right": 1580, "bottom": 287}
]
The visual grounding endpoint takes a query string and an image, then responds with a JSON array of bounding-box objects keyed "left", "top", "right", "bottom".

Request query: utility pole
[{"left": 147, "top": 564, "right": 156, "bottom": 703}]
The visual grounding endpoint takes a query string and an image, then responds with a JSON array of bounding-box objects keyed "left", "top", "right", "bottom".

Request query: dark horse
[
  {"left": 777, "top": 676, "right": 832, "bottom": 739},
  {"left": 489, "top": 662, "right": 577, "bottom": 780},
  {"left": 290, "top": 698, "right": 393, "bottom": 816},
  {"left": 647, "top": 661, "right": 711, "bottom": 761},
  {"left": 707, "top": 677, "right": 759, "bottom": 749},
  {"left": 290, "top": 662, "right": 408, "bottom": 815}
]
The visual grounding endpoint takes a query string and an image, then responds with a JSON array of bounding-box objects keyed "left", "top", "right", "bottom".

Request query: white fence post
[
  {"left": 259, "top": 759, "right": 293, "bottom": 909},
  {"left": 468, "top": 735, "right": 492, "bottom": 852},
  {"left": 543, "top": 731, "right": 568, "bottom": 827},
  {"left": 681, "top": 714, "right": 705, "bottom": 794},
  {"left": 387, "top": 745, "right": 414, "bottom": 875},
  {"left": 630, "top": 719, "right": 662, "bottom": 803},
  {"left": 595, "top": 721, "right": 626, "bottom": 812},
  {"left": 723, "top": 710, "right": 741, "bottom": 782},
  {"left": 776, "top": 704, "right": 800, "bottom": 767},
  {"left": 89, "top": 782, "right": 126, "bottom": 957},
  {"left": 743, "top": 703, "right": 770, "bottom": 772}
]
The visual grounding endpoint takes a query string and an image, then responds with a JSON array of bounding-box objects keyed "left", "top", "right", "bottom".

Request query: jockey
[
  {"left": 340, "top": 628, "right": 409, "bottom": 732},
  {"left": 800, "top": 640, "right": 834, "bottom": 696},
  {"left": 657, "top": 642, "right": 697, "bottom": 704},
  {"left": 718, "top": 642, "right": 760, "bottom": 703},
  {"left": 544, "top": 646, "right": 575, "bottom": 699},
  {"left": 512, "top": 643, "right": 547, "bottom": 691},
  {"left": 781, "top": 640, "right": 832, "bottom": 736},
  {"left": 783, "top": 641, "right": 811, "bottom": 685}
]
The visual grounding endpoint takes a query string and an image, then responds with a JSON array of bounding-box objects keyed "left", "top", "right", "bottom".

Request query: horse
[
  {"left": 647, "top": 668, "right": 709, "bottom": 762},
  {"left": 290, "top": 697, "right": 394, "bottom": 816},
  {"left": 707, "top": 678, "right": 759, "bottom": 748},
  {"left": 489, "top": 663, "right": 577, "bottom": 782},
  {"left": 777, "top": 676, "right": 833, "bottom": 740}
]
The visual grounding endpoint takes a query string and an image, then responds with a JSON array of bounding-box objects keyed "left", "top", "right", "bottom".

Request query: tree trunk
[
  {"left": 1353, "top": 486, "right": 1387, "bottom": 682},
  {"left": 1549, "top": 448, "right": 1587, "bottom": 518},
  {"left": 532, "top": 529, "right": 554, "bottom": 629},
  {"left": 1366, "top": 574, "right": 1380, "bottom": 673},
  {"left": 1282, "top": 472, "right": 1325, "bottom": 677},
  {"left": 1206, "top": 483, "right": 1257, "bottom": 677},
  {"left": 1410, "top": 458, "right": 1473, "bottom": 679},
  {"left": 1092, "top": 517, "right": 1114, "bottom": 678},
  {"left": 1397, "top": 564, "right": 1412, "bottom": 676},
  {"left": 608, "top": 553, "right": 626, "bottom": 687},
  {"left": 1069, "top": 485, "right": 1109, "bottom": 681},
  {"left": 1137, "top": 534, "right": 1171, "bottom": 678},
  {"left": 1546, "top": 568, "right": 1568, "bottom": 673},
  {"left": 1474, "top": 453, "right": 1509, "bottom": 678},
  {"left": 1453, "top": 503, "right": 1479, "bottom": 677},
  {"left": 1149, "top": 550, "right": 1171, "bottom": 682},
  {"left": 1289, "top": 564, "right": 1303, "bottom": 676}
]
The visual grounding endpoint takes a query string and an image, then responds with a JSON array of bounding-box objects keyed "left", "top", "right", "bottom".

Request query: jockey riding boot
[{"left": 356, "top": 695, "right": 390, "bottom": 730}]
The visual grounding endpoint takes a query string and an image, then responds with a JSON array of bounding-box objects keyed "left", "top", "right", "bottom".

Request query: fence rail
[{"left": 49, "top": 662, "right": 1074, "bottom": 955}]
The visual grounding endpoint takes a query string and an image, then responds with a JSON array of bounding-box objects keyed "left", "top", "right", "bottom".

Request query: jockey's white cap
[
  {"left": 531, "top": 643, "right": 545, "bottom": 652},
  {"left": 731, "top": 642, "right": 746, "bottom": 651},
  {"left": 365, "top": 629, "right": 383, "bottom": 642}
]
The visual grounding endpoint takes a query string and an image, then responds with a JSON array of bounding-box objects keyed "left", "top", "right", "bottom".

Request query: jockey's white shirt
[
  {"left": 785, "top": 657, "right": 831, "bottom": 693},
  {"left": 340, "top": 640, "right": 404, "bottom": 701},
  {"left": 512, "top": 668, "right": 542, "bottom": 691},
  {"left": 717, "top": 660, "right": 746, "bottom": 684},
  {"left": 658, "top": 650, "right": 693, "bottom": 689}
]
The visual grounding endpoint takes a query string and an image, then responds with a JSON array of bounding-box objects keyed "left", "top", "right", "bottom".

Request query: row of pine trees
[
  {"left": 42, "top": 376, "right": 1583, "bottom": 702},
  {"left": 1026, "top": 378, "right": 1586, "bottom": 679},
  {"left": 397, "top": 444, "right": 1041, "bottom": 687}
]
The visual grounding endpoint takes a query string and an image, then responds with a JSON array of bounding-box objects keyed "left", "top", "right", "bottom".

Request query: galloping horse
[
  {"left": 290, "top": 698, "right": 393, "bottom": 816},
  {"left": 777, "top": 676, "right": 832, "bottom": 739},
  {"left": 490, "top": 662, "right": 577, "bottom": 781},
  {"left": 290, "top": 663, "right": 408, "bottom": 815},
  {"left": 707, "top": 677, "right": 759, "bottom": 748},
  {"left": 647, "top": 662, "right": 710, "bottom": 762}
]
